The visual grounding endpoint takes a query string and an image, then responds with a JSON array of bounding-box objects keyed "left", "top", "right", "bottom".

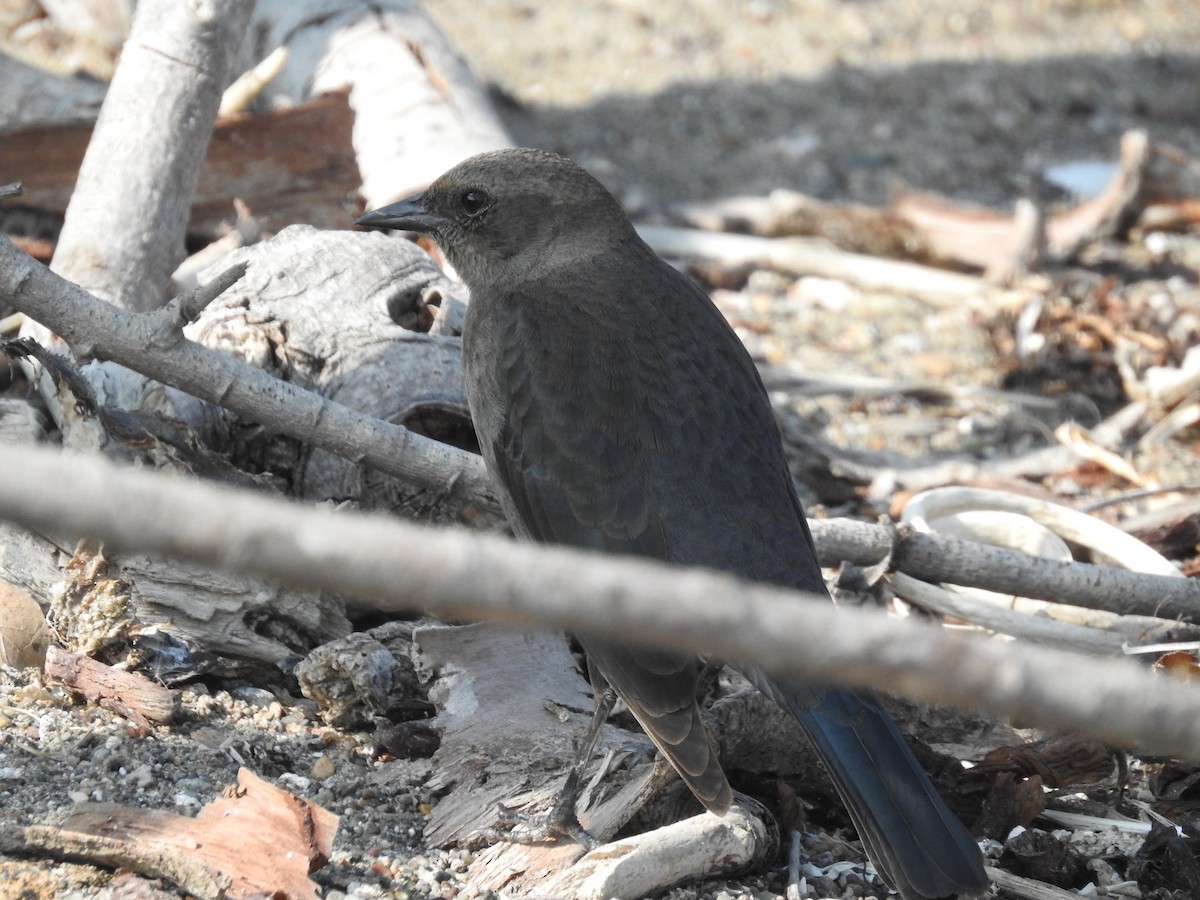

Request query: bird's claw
[{"left": 474, "top": 801, "right": 598, "bottom": 850}]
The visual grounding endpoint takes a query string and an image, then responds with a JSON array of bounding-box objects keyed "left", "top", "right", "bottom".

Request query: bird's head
[{"left": 356, "top": 149, "right": 635, "bottom": 288}]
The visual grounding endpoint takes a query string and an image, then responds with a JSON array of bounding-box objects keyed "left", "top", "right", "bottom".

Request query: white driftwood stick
[
  {"left": 987, "top": 866, "right": 1082, "bottom": 900},
  {"left": 889, "top": 573, "right": 1126, "bottom": 654},
  {"left": 532, "top": 806, "right": 769, "bottom": 900},
  {"left": 637, "top": 224, "right": 990, "bottom": 307},
  {"left": 3, "top": 443, "right": 1200, "bottom": 762}
]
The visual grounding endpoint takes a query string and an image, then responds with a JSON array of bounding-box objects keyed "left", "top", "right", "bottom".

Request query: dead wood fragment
[
  {"left": 414, "top": 623, "right": 661, "bottom": 850},
  {"left": 0, "top": 822, "right": 229, "bottom": 900},
  {"left": 1134, "top": 198, "right": 1200, "bottom": 235},
  {"left": 0, "top": 91, "right": 362, "bottom": 245},
  {"left": 887, "top": 191, "right": 1045, "bottom": 279},
  {"left": 530, "top": 804, "right": 772, "bottom": 900},
  {"left": 985, "top": 866, "right": 1082, "bottom": 900},
  {"left": 4, "top": 768, "right": 336, "bottom": 900},
  {"left": 967, "top": 738, "right": 1118, "bottom": 791},
  {"left": 37, "top": 525, "right": 349, "bottom": 666},
  {"left": 890, "top": 573, "right": 1132, "bottom": 655},
  {"left": 296, "top": 620, "right": 430, "bottom": 731},
  {"left": 1054, "top": 422, "right": 1152, "bottom": 487},
  {"left": 218, "top": 45, "right": 289, "bottom": 118},
  {"left": 674, "top": 190, "right": 928, "bottom": 259},
  {"left": 0, "top": 579, "right": 50, "bottom": 668},
  {"left": 241, "top": 0, "right": 513, "bottom": 207},
  {"left": 893, "top": 131, "right": 1199, "bottom": 272},
  {"left": 44, "top": 645, "right": 177, "bottom": 728}
]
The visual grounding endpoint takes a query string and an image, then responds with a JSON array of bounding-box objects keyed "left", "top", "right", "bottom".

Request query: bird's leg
[{"left": 486, "top": 685, "right": 618, "bottom": 849}]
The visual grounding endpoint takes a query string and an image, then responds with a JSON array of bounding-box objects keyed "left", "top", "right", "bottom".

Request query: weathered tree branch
[
  {"left": 2, "top": 442, "right": 1200, "bottom": 763},
  {"left": 809, "top": 517, "right": 1196, "bottom": 621},
  {"left": 0, "top": 235, "right": 495, "bottom": 507},
  {"left": 50, "top": 0, "right": 255, "bottom": 310}
]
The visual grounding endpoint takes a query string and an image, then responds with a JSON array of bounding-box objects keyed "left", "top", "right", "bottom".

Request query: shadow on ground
[{"left": 497, "top": 52, "right": 1200, "bottom": 210}]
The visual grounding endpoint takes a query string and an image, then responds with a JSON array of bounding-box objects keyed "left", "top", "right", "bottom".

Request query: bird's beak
[{"left": 356, "top": 192, "right": 449, "bottom": 234}]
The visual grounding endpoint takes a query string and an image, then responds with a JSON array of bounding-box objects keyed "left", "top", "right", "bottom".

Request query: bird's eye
[{"left": 460, "top": 189, "right": 488, "bottom": 214}]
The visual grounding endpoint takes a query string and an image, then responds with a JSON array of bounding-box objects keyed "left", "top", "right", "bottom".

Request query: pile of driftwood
[{"left": 3, "top": 1, "right": 1200, "bottom": 898}]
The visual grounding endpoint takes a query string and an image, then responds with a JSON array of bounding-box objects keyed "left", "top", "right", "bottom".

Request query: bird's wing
[{"left": 466, "top": 273, "right": 731, "bottom": 812}]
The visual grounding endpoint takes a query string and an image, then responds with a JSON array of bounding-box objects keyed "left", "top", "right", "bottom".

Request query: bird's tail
[
  {"left": 623, "top": 694, "right": 734, "bottom": 815},
  {"left": 764, "top": 681, "right": 987, "bottom": 899},
  {"left": 583, "top": 639, "right": 734, "bottom": 815}
]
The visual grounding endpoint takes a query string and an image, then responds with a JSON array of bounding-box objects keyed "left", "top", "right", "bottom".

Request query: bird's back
[{"left": 464, "top": 230, "right": 824, "bottom": 597}]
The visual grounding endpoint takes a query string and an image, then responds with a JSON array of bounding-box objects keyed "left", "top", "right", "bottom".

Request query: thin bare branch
[{"left": 0, "top": 236, "right": 495, "bottom": 508}]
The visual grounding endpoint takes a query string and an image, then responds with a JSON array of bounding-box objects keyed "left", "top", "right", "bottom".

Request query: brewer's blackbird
[{"left": 358, "top": 149, "right": 987, "bottom": 899}]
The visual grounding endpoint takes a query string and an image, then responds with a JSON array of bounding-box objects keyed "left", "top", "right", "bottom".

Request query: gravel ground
[{"left": 3, "top": 2, "right": 1200, "bottom": 899}]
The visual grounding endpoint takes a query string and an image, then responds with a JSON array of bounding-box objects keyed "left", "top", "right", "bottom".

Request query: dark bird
[{"left": 357, "top": 149, "right": 987, "bottom": 899}]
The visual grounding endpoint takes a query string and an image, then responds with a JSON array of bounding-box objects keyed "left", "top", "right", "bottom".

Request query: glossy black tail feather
[{"left": 762, "top": 679, "right": 987, "bottom": 899}]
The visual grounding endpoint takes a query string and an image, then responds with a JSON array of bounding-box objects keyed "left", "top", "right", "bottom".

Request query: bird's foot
[
  {"left": 471, "top": 687, "right": 617, "bottom": 851},
  {"left": 473, "top": 800, "right": 598, "bottom": 850}
]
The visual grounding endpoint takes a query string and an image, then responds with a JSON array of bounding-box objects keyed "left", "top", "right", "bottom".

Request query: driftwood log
[
  {"left": 235, "top": 0, "right": 514, "bottom": 207},
  {"left": 188, "top": 226, "right": 476, "bottom": 516}
]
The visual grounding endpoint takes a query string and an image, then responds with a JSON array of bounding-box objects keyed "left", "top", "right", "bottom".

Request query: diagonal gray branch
[
  {"left": 0, "top": 235, "right": 495, "bottom": 508},
  {"left": 1, "top": 441, "right": 1199, "bottom": 764}
]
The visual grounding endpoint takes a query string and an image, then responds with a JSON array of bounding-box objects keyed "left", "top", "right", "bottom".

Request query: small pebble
[
  {"left": 230, "top": 686, "right": 277, "bottom": 707},
  {"left": 311, "top": 756, "right": 337, "bottom": 780}
]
